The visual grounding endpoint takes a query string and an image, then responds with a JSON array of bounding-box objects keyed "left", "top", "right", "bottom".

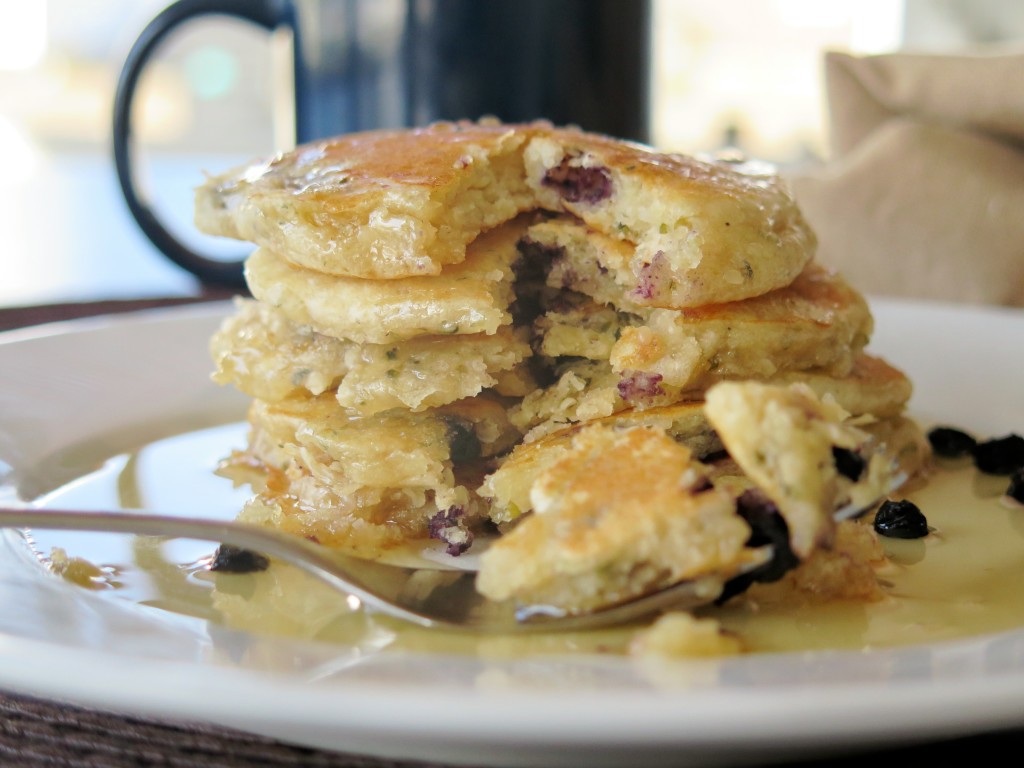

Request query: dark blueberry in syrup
[
  {"left": 972, "top": 434, "right": 1024, "bottom": 475},
  {"left": 873, "top": 499, "right": 929, "bottom": 539},
  {"left": 1007, "top": 468, "right": 1024, "bottom": 505},
  {"left": 210, "top": 544, "right": 270, "bottom": 573},
  {"left": 927, "top": 426, "right": 978, "bottom": 458},
  {"left": 832, "top": 446, "right": 866, "bottom": 481}
]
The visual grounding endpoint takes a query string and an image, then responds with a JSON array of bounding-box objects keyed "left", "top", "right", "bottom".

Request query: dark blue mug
[{"left": 113, "top": 0, "right": 652, "bottom": 287}]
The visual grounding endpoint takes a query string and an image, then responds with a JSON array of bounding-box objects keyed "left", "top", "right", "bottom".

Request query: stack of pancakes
[{"left": 199, "top": 120, "right": 927, "bottom": 611}]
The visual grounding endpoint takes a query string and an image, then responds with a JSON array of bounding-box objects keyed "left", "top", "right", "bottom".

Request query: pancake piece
[
  {"left": 485, "top": 386, "right": 921, "bottom": 528},
  {"left": 510, "top": 359, "right": 626, "bottom": 440},
  {"left": 704, "top": 381, "right": 899, "bottom": 559},
  {"left": 244, "top": 217, "right": 525, "bottom": 344},
  {"left": 196, "top": 121, "right": 538, "bottom": 278},
  {"left": 475, "top": 425, "right": 763, "bottom": 613},
  {"left": 524, "top": 218, "right": 649, "bottom": 312},
  {"left": 533, "top": 292, "right": 639, "bottom": 360},
  {"left": 211, "top": 298, "right": 530, "bottom": 414},
  {"left": 481, "top": 400, "right": 717, "bottom": 524},
  {"left": 522, "top": 138, "right": 815, "bottom": 307}
]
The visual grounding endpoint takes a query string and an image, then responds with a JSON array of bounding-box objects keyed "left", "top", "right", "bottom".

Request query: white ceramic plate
[{"left": 1, "top": 299, "right": 1023, "bottom": 768}]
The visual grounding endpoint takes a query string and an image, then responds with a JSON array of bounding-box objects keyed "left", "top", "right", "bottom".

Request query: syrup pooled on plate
[{"left": 23, "top": 421, "right": 1024, "bottom": 659}]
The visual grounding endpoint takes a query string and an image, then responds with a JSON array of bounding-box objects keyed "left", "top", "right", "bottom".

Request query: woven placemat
[{"left": 0, "top": 690, "right": 465, "bottom": 768}]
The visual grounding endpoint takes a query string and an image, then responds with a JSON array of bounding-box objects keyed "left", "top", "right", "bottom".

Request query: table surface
[{"left": 3, "top": 150, "right": 1024, "bottom": 767}]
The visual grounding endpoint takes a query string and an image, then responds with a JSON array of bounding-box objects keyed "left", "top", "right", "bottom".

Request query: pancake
[
  {"left": 475, "top": 424, "right": 764, "bottom": 613},
  {"left": 772, "top": 354, "right": 912, "bottom": 419},
  {"left": 197, "top": 121, "right": 816, "bottom": 306},
  {"left": 536, "top": 261, "right": 872, "bottom": 390},
  {"left": 211, "top": 297, "right": 531, "bottom": 414},
  {"left": 243, "top": 217, "right": 525, "bottom": 344},
  {"left": 225, "top": 393, "right": 520, "bottom": 553},
  {"left": 481, "top": 400, "right": 717, "bottom": 525},
  {"left": 511, "top": 347, "right": 910, "bottom": 443},
  {"left": 245, "top": 393, "right": 519, "bottom": 508},
  {"left": 476, "top": 381, "right": 914, "bottom": 612}
]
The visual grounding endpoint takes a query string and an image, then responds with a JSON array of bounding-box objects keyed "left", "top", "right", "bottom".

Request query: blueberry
[
  {"left": 616, "top": 370, "right": 664, "bottom": 404},
  {"left": 973, "top": 434, "right": 1024, "bottom": 475},
  {"left": 873, "top": 499, "right": 929, "bottom": 539},
  {"left": 927, "top": 426, "right": 977, "bottom": 458},
  {"left": 716, "top": 490, "right": 800, "bottom": 604},
  {"left": 428, "top": 506, "right": 473, "bottom": 556},
  {"left": 541, "top": 159, "right": 613, "bottom": 204},
  {"left": 209, "top": 544, "right": 270, "bottom": 573},
  {"left": 442, "top": 416, "right": 482, "bottom": 463},
  {"left": 1007, "top": 468, "right": 1024, "bottom": 505},
  {"left": 832, "top": 446, "right": 866, "bottom": 481}
]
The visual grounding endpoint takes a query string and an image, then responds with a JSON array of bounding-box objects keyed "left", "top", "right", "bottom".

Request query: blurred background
[{"left": 2, "top": 0, "right": 1023, "bottom": 309}]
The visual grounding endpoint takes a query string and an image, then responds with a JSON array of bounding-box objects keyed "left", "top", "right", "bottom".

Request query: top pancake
[{"left": 196, "top": 121, "right": 816, "bottom": 306}]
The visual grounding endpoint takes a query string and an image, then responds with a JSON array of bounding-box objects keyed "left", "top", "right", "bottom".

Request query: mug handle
[{"left": 113, "top": 0, "right": 284, "bottom": 288}]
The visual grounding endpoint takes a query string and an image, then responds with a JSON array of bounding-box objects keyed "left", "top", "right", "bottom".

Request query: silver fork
[{"left": 0, "top": 492, "right": 893, "bottom": 633}]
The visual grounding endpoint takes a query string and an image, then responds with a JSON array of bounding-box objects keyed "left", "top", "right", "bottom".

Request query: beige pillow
[{"left": 788, "top": 48, "right": 1024, "bottom": 307}]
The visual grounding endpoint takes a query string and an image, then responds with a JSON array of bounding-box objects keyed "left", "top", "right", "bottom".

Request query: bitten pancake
[
  {"left": 537, "top": 261, "right": 873, "bottom": 389},
  {"left": 197, "top": 120, "right": 817, "bottom": 304},
  {"left": 244, "top": 218, "right": 525, "bottom": 344},
  {"left": 704, "top": 381, "right": 899, "bottom": 559},
  {"left": 211, "top": 297, "right": 531, "bottom": 414},
  {"left": 475, "top": 425, "right": 764, "bottom": 613}
]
